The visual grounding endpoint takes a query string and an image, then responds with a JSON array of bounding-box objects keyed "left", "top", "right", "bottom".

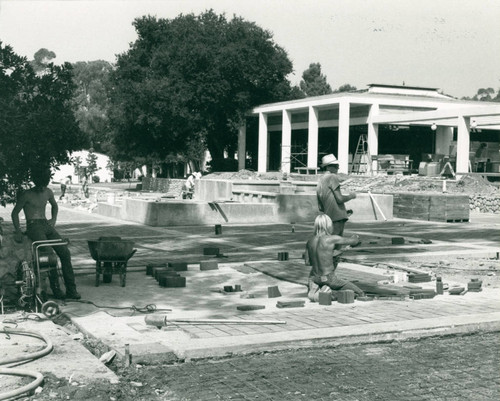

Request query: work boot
[{"left": 65, "top": 288, "right": 81, "bottom": 300}]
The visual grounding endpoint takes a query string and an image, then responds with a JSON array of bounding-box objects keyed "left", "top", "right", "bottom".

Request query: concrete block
[
  {"left": 318, "top": 291, "right": 332, "bottom": 305},
  {"left": 267, "top": 286, "right": 282, "bottom": 298},
  {"left": 391, "top": 237, "right": 405, "bottom": 245},
  {"left": 234, "top": 284, "right": 242, "bottom": 292},
  {"left": 203, "top": 247, "right": 220, "bottom": 256},
  {"left": 223, "top": 285, "right": 233, "bottom": 292},
  {"left": 200, "top": 261, "right": 218, "bottom": 271},
  {"left": 215, "top": 224, "right": 222, "bottom": 235},
  {"left": 278, "top": 252, "right": 289, "bottom": 261},
  {"left": 337, "top": 290, "right": 355, "bottom": 304}
]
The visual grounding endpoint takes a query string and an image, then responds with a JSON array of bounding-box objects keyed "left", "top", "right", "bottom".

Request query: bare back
[
  {"left": 306, "top": 235, "right": 339, "bottom": 277},
  {"left": 306, "top": 233, "right": 361, "bottom": 277},
  {"left": 14, "top": 187, "right": 56, "bottom": 221}
]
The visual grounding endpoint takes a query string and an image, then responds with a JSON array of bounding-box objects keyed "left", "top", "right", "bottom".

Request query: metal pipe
[{"left": 145, "top": 314, "right": 286, "bottom": 327}]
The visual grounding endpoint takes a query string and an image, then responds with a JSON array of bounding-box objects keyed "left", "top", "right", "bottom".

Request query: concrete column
[
  {"left": 307, "top": 106, "right": 319, "bottom": 168},
  {"left": 456, "top": 116, "right": 470, "bottom": 175},
  {"left": 367, "top": 103, "right": 379, "bottom": 172},
  {"left": 338, "top": 101, "right": 350, "bottom": 173},
  {"left": 435, "top": 126, "right": 454, "bottom": 155},
  {"left": 238, "top": 124, "right": 246, "bottom": 171},
  {"left": 281, "top": 110, "right": 292, "bottom": 174},
  {"left": 257, "top": 112, "right": 268, "bottom": 172}
]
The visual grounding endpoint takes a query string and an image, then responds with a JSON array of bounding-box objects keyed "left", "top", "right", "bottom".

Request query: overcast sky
[{"left": 1, "top": 0, "right": 499, "bottom": 98}]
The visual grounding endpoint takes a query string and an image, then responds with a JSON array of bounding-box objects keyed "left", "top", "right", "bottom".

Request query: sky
[{"left": 0, "top": 0, "right": 499, "bottom": 98}]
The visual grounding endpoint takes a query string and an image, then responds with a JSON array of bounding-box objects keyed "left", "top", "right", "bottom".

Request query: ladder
[{"left": 351, "top": 134, "right": 372, "bottom": 174}]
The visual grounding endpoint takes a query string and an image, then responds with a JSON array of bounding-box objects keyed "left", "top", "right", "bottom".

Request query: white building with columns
[{"left": 238, "top": 84, "right": 500, "bottom": 176}]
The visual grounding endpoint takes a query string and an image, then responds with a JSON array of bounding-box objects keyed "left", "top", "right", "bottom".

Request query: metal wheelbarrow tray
[{"left": 87, "top": 237, "right": 137, "bottom": 287}]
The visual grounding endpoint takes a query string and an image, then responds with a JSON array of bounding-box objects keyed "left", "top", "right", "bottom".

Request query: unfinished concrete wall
[
  {"left": 276, "top": 193, "right": 393, "bottom": 223},
  {"left": 393, "top": 192, "right": 469, "bottom": 222},
  {"left": 105, "top": 198, "right": 278, "bottom": 226},
  {"left": 196, "top": 180, "right": 233, "bottom": 202}
]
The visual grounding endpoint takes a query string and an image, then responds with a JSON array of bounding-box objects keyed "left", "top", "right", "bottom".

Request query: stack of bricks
[
  {"left": 146, "top": 262, "right": 186, "bottom": 288},
  {"left": 467, "top": 278, "right": 482, "bottom": 292},
  {"left": 408, "top": 272, "right": 432, "bottom": 283},
  {"left": 393, "top": 192, "right": 469, "bottom": 222}
]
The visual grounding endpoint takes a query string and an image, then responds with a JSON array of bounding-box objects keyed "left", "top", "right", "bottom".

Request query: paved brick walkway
[{"left": 2, "top": 204, "right": 499, "bottom": 363}]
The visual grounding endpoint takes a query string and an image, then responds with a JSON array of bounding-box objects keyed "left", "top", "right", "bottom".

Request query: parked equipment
[
  {"left": 16, "top": 239, "right": 68, "bottom": 316},
  {"left": 88, "top": 237, "right": 136, "bottom": 287}
]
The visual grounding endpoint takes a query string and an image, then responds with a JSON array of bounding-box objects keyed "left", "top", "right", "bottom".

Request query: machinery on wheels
[
  {"left": 16, "top": 239, "right": 68, "bottom": 318},
  {"left": 87, "top": 236, "right": 136, "bottom": 287}
]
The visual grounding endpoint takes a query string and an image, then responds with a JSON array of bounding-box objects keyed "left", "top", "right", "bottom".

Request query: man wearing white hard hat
[{"left": 316, "top": 153, "right": 357, "bottom": 238}]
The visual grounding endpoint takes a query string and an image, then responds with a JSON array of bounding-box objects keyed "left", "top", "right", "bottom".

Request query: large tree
[
  {"left": 108, "top": 10, "right": 295, "bottom": 169},
  {"left": 299, "top": 62, "right": 332, "bottom": 97},
  {"left": 0, "top": 43, "right": 85, "bottom": 202},
  {"left": 71, "top": 60, "right": 114, "bottom": 153}
]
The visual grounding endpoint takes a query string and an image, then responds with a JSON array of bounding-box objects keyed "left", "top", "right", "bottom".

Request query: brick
[
  {"left": 267, "top": 286, "right": 282, "bottom": 298},
  {"left": 391, "top": 237, "right": 405, "bottom": 245},
  {"left": 203, "top": 247, "right": 220, "bottom": 256},
  {"left": 200, "top": 261, "right": 218, "bottom": 271},
  {"left": 154, "top": 268, "right": 173, "bottom": 281},
  {"left": 276, "top": 300, "right": 305, "bottom": 308},
  {"left": 170, "top": 262, "right": 188, "bottom": 272},
  {"left": 318, "top": 291, "right": 332, "bottom": 305},
  {"left": 237, "top": 305, "right": 265, "bottom": 311},
  {"left": 146, "top": 262, "right": 168, "bottom": 276},
  {"left": 159, "top": 275, "right": 186, "bottom": 288},
  {"left": 337, "top": 290, "right": 355, "bottom": 304}
]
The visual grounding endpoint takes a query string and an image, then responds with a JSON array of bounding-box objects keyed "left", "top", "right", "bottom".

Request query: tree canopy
[
  {"left": 71, "top": 60, "right": 114, "bottom": 153},
  {"left": 299, "top": 63, "right": 332, "bottom": 97},
  {"left": 108, "top": 10, "right": 295, "bottom": 168},
  {"left": 0, "top": 43, "right": 85, "bottom": 201}
]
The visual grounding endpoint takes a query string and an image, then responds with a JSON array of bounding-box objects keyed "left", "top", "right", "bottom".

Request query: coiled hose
[{"left": 0, "top": 327, "right": 53, "bottom": 400}]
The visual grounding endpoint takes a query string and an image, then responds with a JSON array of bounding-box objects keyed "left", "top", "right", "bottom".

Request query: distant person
[
  {"left": 305, "top": 214, "right": 364, "bottom": 299},
  {"left": 182, "top": 174, "right": 195, "bottom": 199},
  {"left": 81, "top": 174, "right": 89, "bottom": 198},
  {"left": 11, "top": 168, "right": 81, "bottom": 299},
  {"left": 316, "top": 153, "right": 357, "bottom": 241},
  {"left": 59, "top": 175, "right": 72, "bottom": 200}
]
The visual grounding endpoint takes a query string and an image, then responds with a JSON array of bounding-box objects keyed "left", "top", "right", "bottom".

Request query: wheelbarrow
[{"left": 87, "top": 237, "right": 137, "bottom": 287}]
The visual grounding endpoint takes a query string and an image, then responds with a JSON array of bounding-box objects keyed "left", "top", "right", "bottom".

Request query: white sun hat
[{"left": 320, "top": 154, "right": 339, "bottom": 168}]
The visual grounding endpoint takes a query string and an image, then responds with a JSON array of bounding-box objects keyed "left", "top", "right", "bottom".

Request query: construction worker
[
  {"left": 316, "top": 153, "right": 357, "bottom": 238},
  {"left": 11, "top": 168, "right": 81, "bottom": 300},
  {"left": 305, "top": 214, "right": 364, "bottom": 300}
]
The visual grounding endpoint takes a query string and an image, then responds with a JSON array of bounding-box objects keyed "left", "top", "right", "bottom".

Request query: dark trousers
[
  {"left": 60, "top": 184, "right": 67, "bottom": 199},
  {"left": 26, "top": 219, "right": 76, "bottom": 290}
]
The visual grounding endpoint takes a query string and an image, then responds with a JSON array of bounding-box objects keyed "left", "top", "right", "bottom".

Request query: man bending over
[
  {"left": 11, "top": 168, "right": 81, "bottom": 300},
  {"left": 305, "top": 214, "right": 364, "bottom": 298}
]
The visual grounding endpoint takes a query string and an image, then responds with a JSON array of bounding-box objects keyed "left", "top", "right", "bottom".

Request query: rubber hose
[
  {"left": 0, "top": 368, "right": 44, "bottom": 401},
  {"left": 0, "top": 328, "right": 53, "bottom": 367}
]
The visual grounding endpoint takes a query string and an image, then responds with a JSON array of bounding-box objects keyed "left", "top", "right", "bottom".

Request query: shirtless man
[
  {"left": 11, "top": 168, "right": 81, "bottom": 300},
  {"left": 305, "top": 214, "right": 364, "bottom": 298}
]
